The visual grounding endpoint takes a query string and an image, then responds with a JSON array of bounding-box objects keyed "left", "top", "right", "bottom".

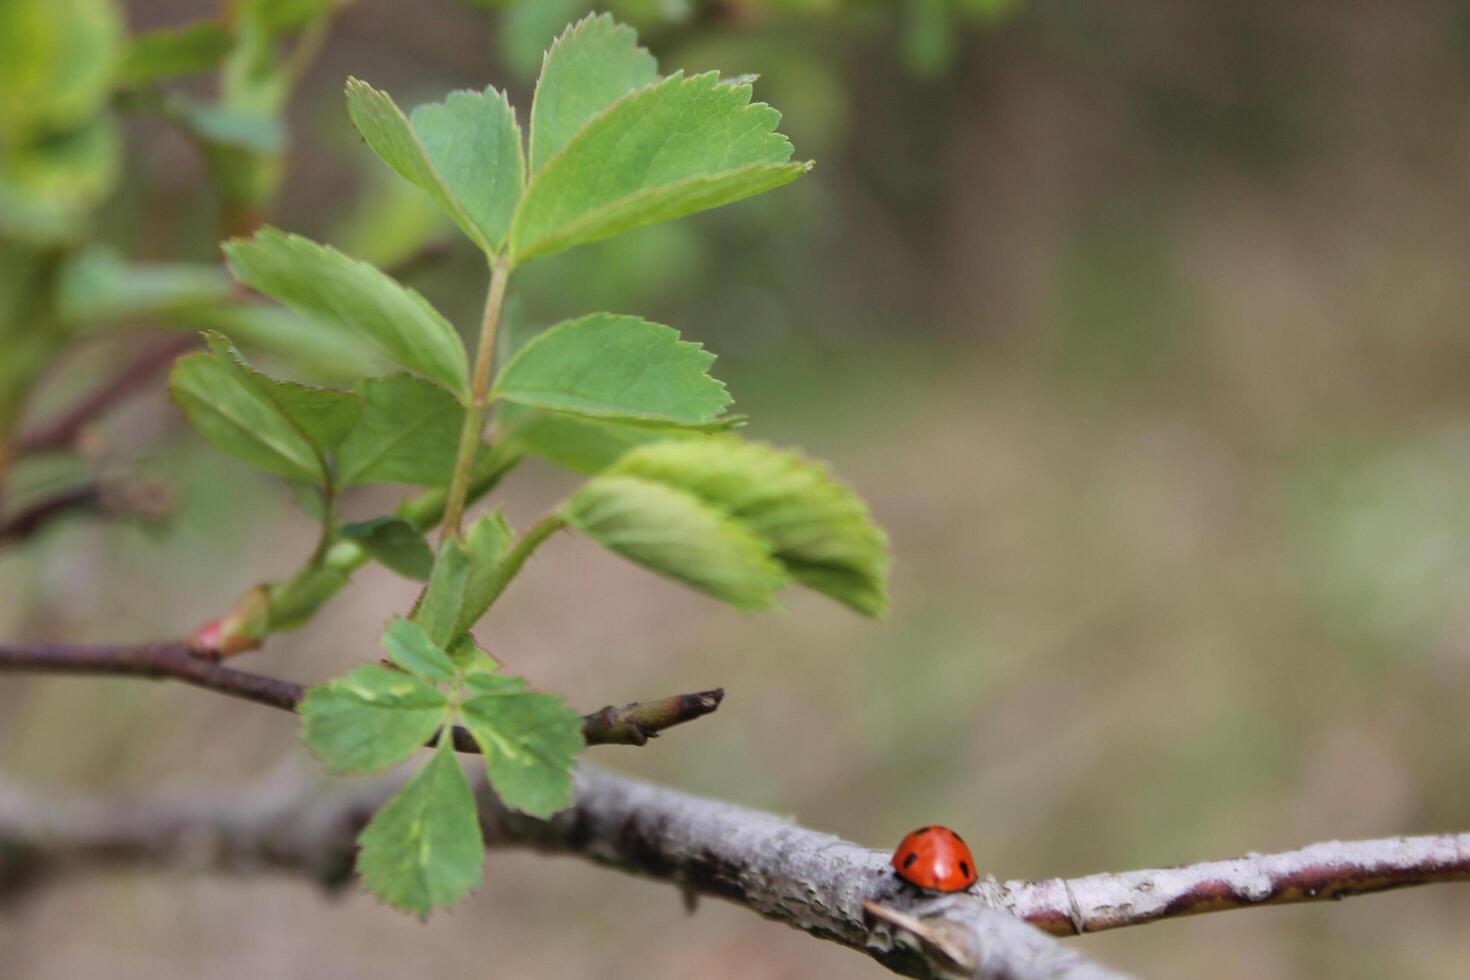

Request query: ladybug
[{"left": 890, "top": 826, "right": 978, "bottom": 892}]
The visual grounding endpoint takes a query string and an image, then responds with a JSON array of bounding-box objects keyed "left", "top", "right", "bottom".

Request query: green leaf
[
  {"left": 509, "top": 71, "right": 808, "bottom": 264},
  {"left": 345, "top": 78, "right": 522, "bottom": 256},
  {"left": 169, "top": 336, "right": 361, "bottom": 484},
  {"left": 463, "top": 671, "right": 525, "bottom": 694},
  {"left": 299, "top": 664, "right": 448, "bottom": 774},
  {"left": 336, "top": 374, "right": 465, "bottom": 487},
  {"left": 223, "top": 228, "right": 468, "bottom": 398},
  {"left": 381, "top": 617, "right": 457, "bottom": 684},
  {"left": 528, "top": 14, "right": 657, "bottom": 174},
  {"left": 461, "top": 684, "right": 583, "bottom": 817},
  {"left": 57, "top": 246, "right": 235, "bottom": 325},
  {"left": 562, "top": 474, "right": 786, "bottom": 610},
  {"left": 409, "top": 87, "right": 525, "bottom": 253},
  {"left": 610, "top": 438, "right": 890, "bottom": 615},
  {"left": 455, "top": 509, "right": 515, "bottom": 637},
  {"left": 119, "top": 20, "right": 233, "bottom": 86},
  {"left": 339, "top": 517, "right": 434, "bottom": 581},
  {"left": 203, "top": 333, "right": 362, "bottom": 450},
  {"left": 492, "top": 313, "right": 730, "bottom": 424},
  {"left": 503, "top": 410, "right": 698, "bottom": 474},
  {"left": 187, "top": 303, "right": 385, "bottom": 383},
  {"left": 357, "top": 736, "right": 484, "bottom": 917},
  {"left": 415, "top": 537, "right": 471, "bottom": 647},
  {"left": 410, "top": 512, "right": 515, "bottom": 645}
]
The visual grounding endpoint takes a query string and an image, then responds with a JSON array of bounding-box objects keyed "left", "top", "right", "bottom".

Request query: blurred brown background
[{"left": 6, "top": 0, "right": 1470, "bottom": 976}]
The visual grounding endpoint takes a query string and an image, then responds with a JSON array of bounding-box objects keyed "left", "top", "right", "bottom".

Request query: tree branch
[
  {"left": 0, "top": 765, "right": 1127, "bottom": 980},
  {"left": 14, "top": 335, "right": 195, "bottom": 457},
  {"left": 5, "top": 641, "right": 1469, "bottom": 975},
  {"left": 0, "top": 478, "right": 174, "bottom": 547},
  {"left": 0, "top": 484, "right": 103, "bottom": 545},
  {"left": 0, "top": 641, "right": 723, "bottom": 748}
]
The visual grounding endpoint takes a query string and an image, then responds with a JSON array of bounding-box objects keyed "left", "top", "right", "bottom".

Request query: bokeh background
[{"left": 6, "top": 0, "right": 1470, "bottom": 976}]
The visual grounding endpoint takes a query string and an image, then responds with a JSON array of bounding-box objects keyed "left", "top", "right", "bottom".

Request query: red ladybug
[{"left": 891, "top": 826, "right": 978, "bottom": 892}]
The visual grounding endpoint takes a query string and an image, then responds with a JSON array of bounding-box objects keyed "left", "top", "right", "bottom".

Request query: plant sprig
[{"left": 166, "top": 13, "right": 889, "bottom": 917}]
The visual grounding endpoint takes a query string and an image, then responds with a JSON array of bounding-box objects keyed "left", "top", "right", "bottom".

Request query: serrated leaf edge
[
  {"left": 346, "top": 77, "right": 498, "bottom": 257},
  {"left": 490, "top": 313, "right": 733, "bottom": 424}
]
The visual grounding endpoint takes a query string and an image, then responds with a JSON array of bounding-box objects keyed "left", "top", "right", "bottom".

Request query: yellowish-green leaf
[
  {"left": 610, "top": 438, "right": 890, "bottom": 615},
  {"left": 503, "top": 410, "right": 701, "bottom": 474},
  {"left": 0, "top": 0, "right": 123, "bottom": 133},
  {"left": 0, "top": 116, "right": 120, "bottom": 244},
  {"left": 562, "top": 474, "right": 786, "bottom": 610}
]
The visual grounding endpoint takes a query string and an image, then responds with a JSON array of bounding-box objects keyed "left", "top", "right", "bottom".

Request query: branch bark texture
[
  {"left": 984, "top": 834, "right": 1470, "bottom": 935},
  {"left": 14, "top": 335, "right": 195, "bottom": 457},
  {"left": 5, "top": 644, "right": 1469, "bottom": 977},
  {"left": 0, "top": 765, "right": 1126, "bottom": 980}
]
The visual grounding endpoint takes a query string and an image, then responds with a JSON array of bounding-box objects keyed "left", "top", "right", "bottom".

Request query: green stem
[
  {"left": 310, "top": 480, "right": 337, "bottom": 564},
  {"left": 477, "top": 512, "right": 567, "bottom": 611},
  {"left": 214, "top": 449, "right": 521, "bottom": 645},
  {"left": 441, "top": 256, "right": 511, "bottom": 539}
]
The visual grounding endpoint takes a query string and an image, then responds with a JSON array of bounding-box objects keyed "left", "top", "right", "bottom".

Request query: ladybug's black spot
[
  {"left": 902, "top": 852, "right": 918, "bottom": 869},
  {"left": 959, "top": 861, "right": 971, "bottom": 878}
]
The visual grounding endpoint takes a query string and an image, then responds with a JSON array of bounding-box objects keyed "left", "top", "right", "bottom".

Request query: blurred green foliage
[{"left": 7, "top": 0, "right": 1470, "bottom": 975}]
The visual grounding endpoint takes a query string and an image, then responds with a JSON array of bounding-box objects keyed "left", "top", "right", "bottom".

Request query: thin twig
[
  {"left": 0, "top": 484, "right": 103, "bottom": 546},
  {"left": 0, "top": 641, "right": 723, "bottom": 748},
  {"left": 983, "top": 835, "right": 1470, "bottom": 935},
  {"left": 14, "top": 336, "right": 195, "bottom": 457},
  {"left": 0, "top": 479, "right": 175, "bottom": 547}
]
